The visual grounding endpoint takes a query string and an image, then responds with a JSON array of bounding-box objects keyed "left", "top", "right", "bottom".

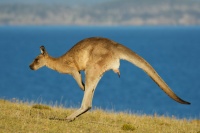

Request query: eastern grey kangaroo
[{"left": 29, "top": 37, "right": 190, "bottom": 121}]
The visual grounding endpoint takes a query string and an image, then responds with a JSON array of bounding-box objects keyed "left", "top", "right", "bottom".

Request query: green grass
[
  {"left": 0, "top": 99, "right": 199, "bottom": 133},
  {"left": 32, "top": 104, "right": 52, "bottom": 110}
]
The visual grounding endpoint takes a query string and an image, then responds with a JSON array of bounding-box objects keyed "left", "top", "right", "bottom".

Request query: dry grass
[{"left": 0, "top": 99, "right": 199, "bottom": 133}]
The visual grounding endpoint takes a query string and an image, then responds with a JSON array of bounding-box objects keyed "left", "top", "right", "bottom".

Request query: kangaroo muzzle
[{"left": 29, "top": 64, "right": 35, "bottom": 70}]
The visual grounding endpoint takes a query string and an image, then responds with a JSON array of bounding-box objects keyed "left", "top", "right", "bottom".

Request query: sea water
[{"left": 0, "top": 26, "right": 199, "bottom": 119}]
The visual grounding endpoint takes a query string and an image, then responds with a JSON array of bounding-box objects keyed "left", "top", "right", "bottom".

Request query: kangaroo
[{"left": 29, "top": 37, "right": 190, "bottom": 121}]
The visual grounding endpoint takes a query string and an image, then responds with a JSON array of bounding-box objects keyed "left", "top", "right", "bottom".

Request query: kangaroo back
[{"left": 116, "top": 44, "right": 190, "bottom": 104}]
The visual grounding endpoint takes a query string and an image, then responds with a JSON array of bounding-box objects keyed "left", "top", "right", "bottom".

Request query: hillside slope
[{"left": 0, "top": 99, "right": 199, "bottom": 133}]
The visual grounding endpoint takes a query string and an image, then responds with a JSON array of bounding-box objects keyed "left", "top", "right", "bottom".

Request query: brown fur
[{"left": 30, "top": 37, "right": 190, "bottom": 122}]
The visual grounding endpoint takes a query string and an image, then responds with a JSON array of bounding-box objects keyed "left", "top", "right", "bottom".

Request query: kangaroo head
[{"left": 29, "top": 46, "right": 48, "bottom": 70}]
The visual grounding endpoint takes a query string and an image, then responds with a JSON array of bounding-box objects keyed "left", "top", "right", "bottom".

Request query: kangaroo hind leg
[{"left": 66, "top": 65, "right": 102, "bottom": 122}]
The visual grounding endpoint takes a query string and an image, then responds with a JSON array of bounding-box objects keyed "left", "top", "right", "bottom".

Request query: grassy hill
[{"left": 0, "top": 99, "right": 199, "bottom": 133}]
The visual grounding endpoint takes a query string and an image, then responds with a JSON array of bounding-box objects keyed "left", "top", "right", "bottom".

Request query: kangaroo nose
[{"left": 29, "top": 65, "right": 34, "bottom": 70}]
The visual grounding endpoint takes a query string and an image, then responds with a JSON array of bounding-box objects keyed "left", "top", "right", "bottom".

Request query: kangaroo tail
[{"left": 117, "top": 44, "right": 190, "bottom": 105}]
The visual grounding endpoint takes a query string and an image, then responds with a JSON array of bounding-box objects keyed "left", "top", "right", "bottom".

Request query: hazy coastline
[{"left": 0, "top": 0, "right": 200, "bottom": 26}]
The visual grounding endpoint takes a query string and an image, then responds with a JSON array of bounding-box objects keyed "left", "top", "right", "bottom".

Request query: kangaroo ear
[{"left": 40, "top": 46, "right": 46, "bottom": 55}]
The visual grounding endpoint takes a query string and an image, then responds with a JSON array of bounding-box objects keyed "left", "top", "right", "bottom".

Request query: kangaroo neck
[
  {"left": 45, "top": 55, "right": 59, "bottom": 71},
  {"left": 45, "top": 54, "right": 76, "bottom": 74}
]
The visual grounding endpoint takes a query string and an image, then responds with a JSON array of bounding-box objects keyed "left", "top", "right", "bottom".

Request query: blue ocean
[{"left": 0, "top": 26, "right": 199, "bottom": 119}]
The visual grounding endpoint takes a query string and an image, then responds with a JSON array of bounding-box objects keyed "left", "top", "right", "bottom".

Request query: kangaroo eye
[{"left": 35, "top": 59, "right": 39, "bottom": 62}]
